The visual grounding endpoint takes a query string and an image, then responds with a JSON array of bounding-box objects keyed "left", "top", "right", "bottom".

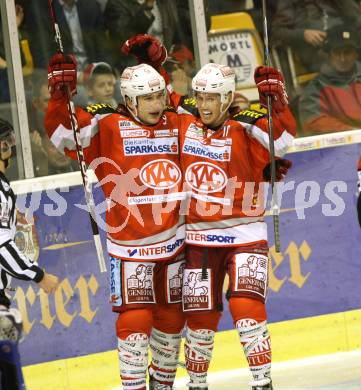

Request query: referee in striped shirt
[{"left": 0, "top": 118, "right": 58, "bottom": 389}]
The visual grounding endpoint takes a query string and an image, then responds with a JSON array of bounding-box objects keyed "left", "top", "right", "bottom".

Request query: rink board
[{"left": 7, "top": 138, "right": 361, "bottom": 378}]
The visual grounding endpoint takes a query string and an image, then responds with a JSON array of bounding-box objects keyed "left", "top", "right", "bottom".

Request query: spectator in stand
[
  {"left": 271, "top": 0, "right": 361, "bottom": 73},
  {"left": 83, "top": 62, "right": 117, "bottom": 108},
  {"left": 24, "top": 0, "right": 110, "bottom": 74},
  {"left": 0, "top": 1, "right": 32, "bottom": 103},
  {"left": 104, "top": 0, "right": 198, "bottom": 72},
  {"left": 299, "top": 25, "right": 361, "bottom": 135},
  {"left": 96, "top": 0, "right": 108, "bottom": 13},
  {"left": 166, "top": 45, "right": 196, "bottom": 95},
  {"left": 29, "top": 72, "right": 77, "bottom": 176},
  {"left": 104, "top": 0, "right": 156, "bottom": 71},
  {"left": 0, "top": 30, "right": 11, "bottom": 104},
  {"left": 170, "top": 45, "right": 195, "bottom": 78},
  {"left": 208, "top": 0, "right": 278, "bottom": 35}
]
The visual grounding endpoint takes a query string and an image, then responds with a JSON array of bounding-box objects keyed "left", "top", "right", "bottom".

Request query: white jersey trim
[
  {"left": 191, "top": 192, "right": 231, "bottom": 205},
  {"left": 50, "top": 113, "right": 110, "bottom": 153},
  {"left": 240, "top": 121, "right": 294, "bottom": 157},
  {"left": 108, "top": 217, "right": 185, "bottom": 246},
  {"left": 187, "top": 216, "right": 264, "bottom": 231},
  {"left": 128, "top": 192, "right": 187, "bottom": 205},
  {"left": 107, "top": 223, "right": 186, "bottom": 260}
]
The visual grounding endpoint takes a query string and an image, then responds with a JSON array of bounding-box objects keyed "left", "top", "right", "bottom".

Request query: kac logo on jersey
[
  {"left": 140, "top": 159, "right": 181, "bottom": 190},
  {"left": 185, "top": 162, "right": 227, "bottom": 193}
]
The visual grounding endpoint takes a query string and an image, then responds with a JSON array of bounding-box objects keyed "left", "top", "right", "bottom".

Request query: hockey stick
[
  {"left": 48, "top": 0, "right": 106, "bottom": 272},
  {"left": 262, "top": 0, "right": 281, "bottom": 252}
]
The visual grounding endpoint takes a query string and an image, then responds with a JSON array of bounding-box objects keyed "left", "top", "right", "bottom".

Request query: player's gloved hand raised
[
  {"left": 0, "top": 306, "right": 23, "bottom": 342},
  {"left": 254, "top": 66, "right": 288, "bottom": 112},
  {"left": 263, "top": 159, "right": 292, "bottom": 182},
  {"left": 48, "top": 53, "right": 77, "bottom": 100},
  {"left": 122, "top": 34, "right": 167, "bottom": 69}
]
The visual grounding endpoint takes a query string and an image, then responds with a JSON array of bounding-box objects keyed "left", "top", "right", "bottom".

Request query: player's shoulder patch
[
  {"left": 179, "top": 96, "right": 198, "bottom": 116},
  {"left": 233, "top": 108, "right": 266, "bottom": 124},
  {"left": 86, "top": 103, "right": 117, "bottom": 115}
]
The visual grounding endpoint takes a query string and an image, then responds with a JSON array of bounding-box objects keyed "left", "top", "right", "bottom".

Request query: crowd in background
[{"left": 1, "top": 0, "right": 361, "bottom": 179}]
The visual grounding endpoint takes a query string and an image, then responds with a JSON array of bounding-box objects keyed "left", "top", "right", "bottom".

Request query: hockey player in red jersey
[
  {"left": 123, "top": 34, "right": 296, "bottom": 390},
  {"left": 45, "top": 55, "right": 186, "bottom": 390}
]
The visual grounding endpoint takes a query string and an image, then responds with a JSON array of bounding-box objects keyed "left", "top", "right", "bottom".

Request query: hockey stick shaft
[
  {"left": 48, "top": 0, "right": 106, "bottom": 272},
  {"left": 262, "top": 0, "right": 281, "bottom": 252}
]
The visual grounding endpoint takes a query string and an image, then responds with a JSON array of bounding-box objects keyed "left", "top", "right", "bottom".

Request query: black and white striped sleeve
[{"left": 0, "top": 239, "right": 44, "bottom": 282}]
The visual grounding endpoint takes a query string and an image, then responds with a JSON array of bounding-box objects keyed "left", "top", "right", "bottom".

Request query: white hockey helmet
[
  {"left": 120, "top": 64, "right": 166, "bottom": 107},
  {"left": 192, "top": 63, "right": 235, "bottom": 103}
]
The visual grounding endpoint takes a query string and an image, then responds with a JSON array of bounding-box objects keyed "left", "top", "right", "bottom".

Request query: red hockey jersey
[
  {"left": 176, "top": 99, "right": 296, "bottom": 247},
  {"left": 45, "top": 99, "right": 185, "bottom": 261}
]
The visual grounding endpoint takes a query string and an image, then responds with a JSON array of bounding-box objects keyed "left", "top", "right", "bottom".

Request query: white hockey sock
[
  {"left": 149, "top": 327, "right": 182, "bottom": 386},
  {"left": 118, "top": 333, "right": 149, "bottom": 390},
  {"left": 184, "top": 327, "right": 215, "bottom": 388},
  {"left": 236, "top": 319, "right": 272, "bottom": 387}
]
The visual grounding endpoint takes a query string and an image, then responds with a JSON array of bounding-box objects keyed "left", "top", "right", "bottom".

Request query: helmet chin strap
[
  {"left": 127, "top": 104, "right": 143, "bottom": 124},
  {"left": 126, "top": 96, "right": 144, "bottom": 124},
  {"left": 211, "top": 92, "right": 234, "bottom": 128}
]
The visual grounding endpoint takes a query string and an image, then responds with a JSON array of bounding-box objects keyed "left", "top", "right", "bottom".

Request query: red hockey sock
[
  {"left": 153, "top": 303, "right": 185, "bottom": 334},
  {"left": 187, "top": 311, "right": 221, "bottom": 332},
  {"left": 228, "top": 296, "right": 267, "bottom": 323}
]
